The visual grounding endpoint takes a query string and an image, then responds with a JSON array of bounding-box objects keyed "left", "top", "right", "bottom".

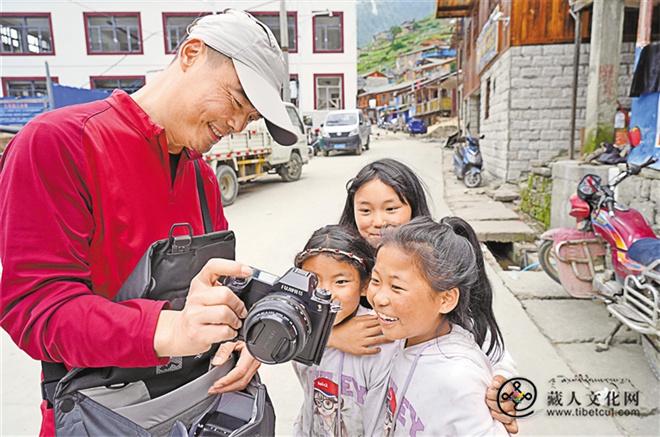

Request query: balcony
[{"left": 415, "top": 97, "right": 453, "bottom": 116}]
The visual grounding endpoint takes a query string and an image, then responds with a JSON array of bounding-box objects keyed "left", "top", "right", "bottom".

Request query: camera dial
[{"left": 313, "top": 288, "right": 332, "bottom": 300}]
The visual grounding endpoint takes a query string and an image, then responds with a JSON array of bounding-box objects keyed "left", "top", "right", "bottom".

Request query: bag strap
[
  {"left": 41, "top": 361, "right": 68, "bottom": 407},
  {"left": 193, "top": 159, "right": 213, "bottom": 234}
]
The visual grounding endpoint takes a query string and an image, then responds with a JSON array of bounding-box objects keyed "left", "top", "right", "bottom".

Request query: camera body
[{"left": 223, "top": 267, "right": 340, "bottom": 366}]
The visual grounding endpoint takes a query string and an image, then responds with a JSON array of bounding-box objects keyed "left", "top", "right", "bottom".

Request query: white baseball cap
[{"left": 187, "top": 9, "right": 298, "bottom": 146}]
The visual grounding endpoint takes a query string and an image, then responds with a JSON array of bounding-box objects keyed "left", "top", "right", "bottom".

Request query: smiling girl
[
  {"left": 368, "top": 216, "right": 508, "bottom": 436},
  {"left": 292, "top": 225, "right": 398, "bottom": 436},
  {"left": 338, "top": 159, "right": 430, "bottom": 248}
]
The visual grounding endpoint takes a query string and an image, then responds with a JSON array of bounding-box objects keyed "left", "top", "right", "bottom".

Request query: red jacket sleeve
[{"left": 0, "top": 119, "right": 166, "bottom": 368}]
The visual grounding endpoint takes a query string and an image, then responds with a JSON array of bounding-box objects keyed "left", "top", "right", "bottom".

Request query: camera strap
[
  {"left": 335, "top": 351, "right": 346, "bottom": 437},
  {"left": 40, "top": 158, "right": 214, "bottom": 407}
]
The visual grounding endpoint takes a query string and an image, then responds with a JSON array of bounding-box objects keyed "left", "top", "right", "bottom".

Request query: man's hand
[
  {"left": 154, "top": 259, "right": 252, "bottom": 358},
  {"left": 208, "top": 341, "right": 261, "bottom": 394},
  {"left": 486, "top": 375, "right": 518, "bottom": 434},
  {"left": 327, "top": 314, "right": 392, "bottom": 356}
]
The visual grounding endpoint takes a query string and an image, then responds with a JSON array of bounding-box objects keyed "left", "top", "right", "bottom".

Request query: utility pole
[
  {"left": 568, "top": 1, "right": 585, "bottom": 160},
  {"left": 583, "top": 0, "right": 625, "bottom": 154},
  {"left": 45, "top": 61, "right": 55, "bottom": 110},
  {"left": 635, "top": 0, "right": 653, "bottom": 64},
  {"left": 279, "top": 0, "right": 290, "bottom": 102}
]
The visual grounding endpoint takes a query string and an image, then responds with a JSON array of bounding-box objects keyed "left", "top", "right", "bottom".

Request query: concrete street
[{"left": 1, "top": 133, "right": 658, "bottom": 435}]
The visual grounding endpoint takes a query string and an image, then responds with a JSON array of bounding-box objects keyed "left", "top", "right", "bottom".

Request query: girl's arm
[
  {"left": 327, "top": 314, "right": 392, "bottom": 355},
  {"left": 482, "top": 330, "right": 519, "bottom": 433}
]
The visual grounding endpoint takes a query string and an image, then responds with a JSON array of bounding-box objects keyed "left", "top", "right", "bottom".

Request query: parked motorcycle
[
  {"left": 446, "top": 125, "right": 484, "bottom": 188},
  {"left": 539, "top": 156, "right": 660, "bottom": 378}
]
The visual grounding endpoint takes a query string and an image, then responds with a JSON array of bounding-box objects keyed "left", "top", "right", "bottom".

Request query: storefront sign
[{"left": 476, "top": 7, "right": 500, "bottom": 73}]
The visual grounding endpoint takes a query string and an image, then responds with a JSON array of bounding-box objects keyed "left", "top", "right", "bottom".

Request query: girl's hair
[
  {"left": 338, "top": 159, "right": 431, "bottom": 231},
  {"left": 295, "top": 225, "right": 375, "bottom": 288},
  {"left": 380, "top": 216, "right": 504, "bottom": 359}
]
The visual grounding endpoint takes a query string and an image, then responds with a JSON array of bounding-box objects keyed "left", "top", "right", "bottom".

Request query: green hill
[{"left": 358, "top": 15, "right": 454, "bottom": 75}]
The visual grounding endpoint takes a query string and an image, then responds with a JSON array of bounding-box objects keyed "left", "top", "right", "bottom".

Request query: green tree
[{"left": 390, "top": 25, "right": 402, "bottom": 40}]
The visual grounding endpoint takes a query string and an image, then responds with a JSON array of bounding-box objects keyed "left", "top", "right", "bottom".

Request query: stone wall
[
  {"left": 479, "top": 50, "right": 511, "bottom": 181},
  {"left": 477, "top": 42, "right": 635, "bottom": 182},
  {"left": 520, "top": 167, "right": 553, "bottom": 229},
  {"left": 465, "top": 93, "right": 480, "bottom": 134},
  {"left": 551, "top": 161, "right": 659, "bottom": 233},
  {"left": 616, "top": 168, "right": 660, "bottom": 234},
  {"left": 550, "top": 161, "right": 612, "bottom": 229}
]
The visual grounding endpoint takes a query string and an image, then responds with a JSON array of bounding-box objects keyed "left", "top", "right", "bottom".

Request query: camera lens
[{"left": 242, "top": 293, "right": 311, "bottom": 364}]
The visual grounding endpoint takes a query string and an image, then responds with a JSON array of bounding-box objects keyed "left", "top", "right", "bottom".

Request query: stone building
[
  {"left": 437, "top": 0, "right": 658, "bottom": 182},
  {"left": 438, "top": 0, "right": 660, "bottom": 231}
]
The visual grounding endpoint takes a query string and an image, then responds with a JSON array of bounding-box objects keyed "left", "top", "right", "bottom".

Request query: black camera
[{"left": 222, "top": 267, "right": 340, "bottom": 366}]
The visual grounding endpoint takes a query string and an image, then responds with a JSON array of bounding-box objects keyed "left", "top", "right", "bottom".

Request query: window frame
[
  {"left": 161, "top": 12, "right": 209, "bottom": 54},
  {"left": 250, "top": 11, "right": 298, "bottom": 54},
  {"left": 312, "top": 11, "right": 343, "bottom": 54},
  {"left": 313, "top": 73, "right": 344, "bottom": 110},
  {"left": 0, "top": 12, "right": 55, "bottom": 56},
  {"left": 2, "top": 76, "right": 59, "bottom": 97},
  {"left": 484, "top": 77, "right": 491, "bottom": 120},
  {"left": 83, "top": 12, "right": 143, "bottom": 55},
  {"left": 89, "top": 75, "right": 146, "bottom": 94}
]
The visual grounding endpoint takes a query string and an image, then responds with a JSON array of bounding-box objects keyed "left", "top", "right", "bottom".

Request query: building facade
[
  {"left": 439, "top": 0, "right": 657, "bottom": 181},
  {"left": 1, "top": 0, "right": 357, "bottom": 124}
]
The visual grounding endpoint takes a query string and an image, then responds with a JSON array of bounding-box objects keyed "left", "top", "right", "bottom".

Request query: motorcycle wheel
[
  {"left": 464, "top": 171, "right": 482, "bottom": 188},
  {"left": 642, "top": 335, "right": 660, "bottom": 381},
  {"left": 539, "top": 240, "right": 561, "bottom": 284}
]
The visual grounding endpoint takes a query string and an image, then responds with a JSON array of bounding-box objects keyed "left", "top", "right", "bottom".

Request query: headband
[{"left": 295, "top": 248, "right": 366, "bottom": 268}]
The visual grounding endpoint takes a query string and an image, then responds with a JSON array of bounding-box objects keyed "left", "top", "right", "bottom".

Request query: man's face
[{"left": 168, "top": 40, "right": 261, "bottom": 154}]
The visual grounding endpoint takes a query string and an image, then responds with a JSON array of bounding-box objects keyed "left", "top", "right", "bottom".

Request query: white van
[{"left": 319, "top": 109, "right": 371, "bottom": 156}]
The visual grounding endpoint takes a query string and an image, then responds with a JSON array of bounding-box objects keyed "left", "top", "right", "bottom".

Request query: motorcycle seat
[{"left": 628, "top": 238, "right": 660, "bottom": 268}]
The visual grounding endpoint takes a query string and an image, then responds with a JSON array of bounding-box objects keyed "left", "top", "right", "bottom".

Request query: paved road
[{"left": 2, "top": 133, "right": 657, "bottom": 435}]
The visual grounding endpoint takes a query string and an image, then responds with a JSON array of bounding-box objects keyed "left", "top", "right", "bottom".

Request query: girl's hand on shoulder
[
  {"left": 327, "top": 314, "right": 392, "bottom": 355},
  {"left": 486, "top": 375, "right": 518, "bottom": 434}
]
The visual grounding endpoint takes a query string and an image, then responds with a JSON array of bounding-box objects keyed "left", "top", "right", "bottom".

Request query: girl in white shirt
[
  {"left": 368, "top": 216, "right": 510, "bottom": 436},
  {"left": 292, "top": 225, "right": 398, "bottom": 437}
]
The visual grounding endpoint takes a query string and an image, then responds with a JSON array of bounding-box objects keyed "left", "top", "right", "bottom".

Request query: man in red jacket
[{"left": 0, "top": 10, "right": 298, "bottom": 435}]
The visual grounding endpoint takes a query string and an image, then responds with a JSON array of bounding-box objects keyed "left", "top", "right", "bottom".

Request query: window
[
  {"left": 90, "top": 76, "right": 145, "bottom": 94},
  {"left": 285, "top": 105, "right": 304, "bottom": 135},
  {"left": 0, "top": 14, "right": 54, "bottom": 55},
  {"left": 289, "top": 74, "right": 299, "bottom": 107},
  {"left": 2, "top": 77, "right": 58, "bottom": 97},
  {"left": 484, "top": 78, "right": 491, "bottom": 120},
  {"left": 315, "top": 74, "right": 343, "bottom": 110},
  {"left": 313, "top": 12, "right": 343, "bottom": 53},
  {"left": 84, "top": 13, "right": 142, "bottom": 54},
  {"left": 162, "top": 13, "right": 208, "bottom": 54},
  {"left": 252, "top": 12, "right": 297, "bottom": 52}
]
